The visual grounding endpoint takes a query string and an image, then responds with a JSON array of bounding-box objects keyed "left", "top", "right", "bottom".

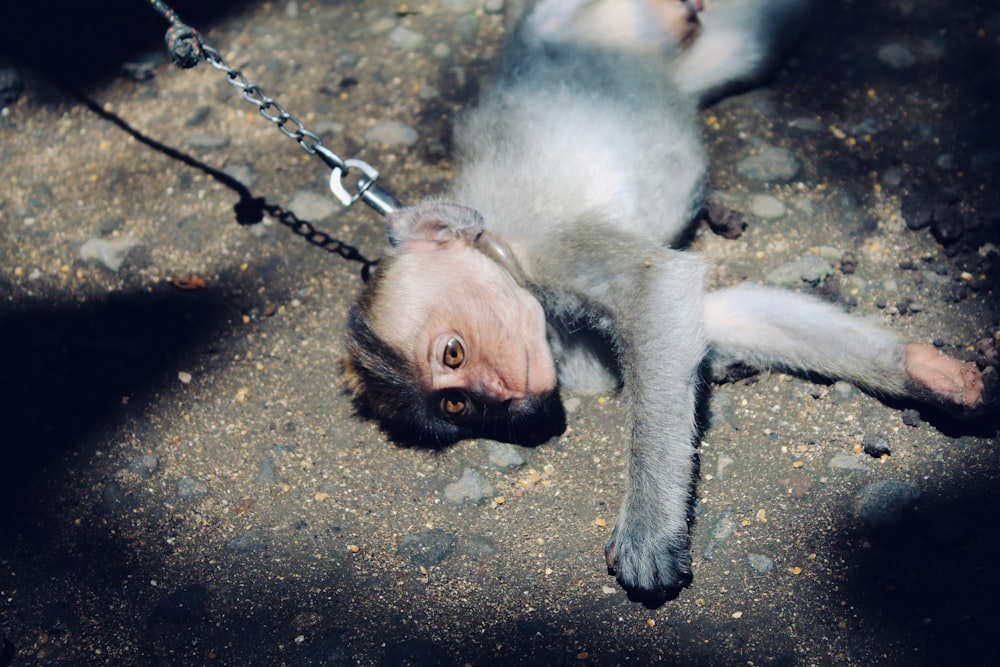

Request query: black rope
[
  {"left": 148, "top": 0, "right": 203, "bottom": 68},
  {"left": 74, "top": 90, "right": 378, "bottom": 281}
]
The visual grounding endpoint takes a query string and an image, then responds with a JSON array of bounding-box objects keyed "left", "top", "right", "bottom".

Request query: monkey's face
[
  {"left": 345, "top": 203, "right": 565, "bottom": 445},
  {"left": 374, "top": 242, "right": 558, "bottom": 426}
]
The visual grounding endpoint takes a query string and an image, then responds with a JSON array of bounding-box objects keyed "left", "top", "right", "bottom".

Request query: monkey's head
[{"left": 344, "top": 202, "right": 565, "bottom": 446}]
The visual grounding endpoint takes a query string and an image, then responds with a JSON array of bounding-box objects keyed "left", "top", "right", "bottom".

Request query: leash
[{"left": 146, "top": 0, "right": 403, "bottom": 218}]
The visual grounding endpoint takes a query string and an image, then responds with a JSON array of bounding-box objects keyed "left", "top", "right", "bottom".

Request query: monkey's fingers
[{"left": 605, "top": 529, "right": 692, "bottom": 607}]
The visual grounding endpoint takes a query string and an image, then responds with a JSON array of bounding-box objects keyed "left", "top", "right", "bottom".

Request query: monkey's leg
[
  {"left": 703, "top": 284, "right": 995, "bottom": 414},
  {"left": 603, "top": 250, "right": 708, "bottom": 602},
  {"left": 525, "top": 0, "right": 701, "bottom": 52},
  {"left": 670, "top": 0, "right": 814, "bottom": 102}
]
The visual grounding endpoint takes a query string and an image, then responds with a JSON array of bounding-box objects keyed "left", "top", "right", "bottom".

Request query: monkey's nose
[{"left": 479, "top": 372, "right": 526, "bottom": 404}]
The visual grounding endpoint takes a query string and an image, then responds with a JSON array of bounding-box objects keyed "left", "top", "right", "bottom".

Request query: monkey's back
[{"left": 448, "top": 34, "right": 707, "bottom": 251}]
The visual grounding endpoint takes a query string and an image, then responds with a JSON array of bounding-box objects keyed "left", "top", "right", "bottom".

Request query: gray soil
[{"left": 0, "top": 1, "right": 998, "bottom": 665}]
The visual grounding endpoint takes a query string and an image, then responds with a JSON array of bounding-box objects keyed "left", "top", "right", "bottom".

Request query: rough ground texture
[{"left": 0, "top": 1, "right": 998, "bottom": 665}]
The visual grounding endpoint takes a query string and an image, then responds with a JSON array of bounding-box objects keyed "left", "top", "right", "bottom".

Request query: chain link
[
  {"left": 146, "top": 0, "right": 405, "bottom": 282},
  {"left": 150, "top": 0, "right": 401, "bottom": 213},
  {"left": 196, "top": 43, "right": 403, "bottom": 211},
  {"left": 201, "top": 43, "right": 349, "bottom": 173},
  {"left": 261, "top": 201, "right": 378, "bottom": 281}
]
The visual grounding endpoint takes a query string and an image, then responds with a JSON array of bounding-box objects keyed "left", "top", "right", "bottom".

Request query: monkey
[{"left": 343, "top": 0, "right": 996, "bottom": 604}]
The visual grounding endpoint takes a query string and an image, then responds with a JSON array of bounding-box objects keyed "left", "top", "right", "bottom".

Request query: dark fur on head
[{"left": 343, "top": 259, "right": 460, "bottom": 446}]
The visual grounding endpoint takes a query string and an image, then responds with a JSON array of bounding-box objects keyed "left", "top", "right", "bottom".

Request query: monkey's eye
[
  {"left": 442, "top": 337, "right": 466, "bottom": 368},
  {"left": 440, "top": 390, "right": 470, "bottom": 419}
]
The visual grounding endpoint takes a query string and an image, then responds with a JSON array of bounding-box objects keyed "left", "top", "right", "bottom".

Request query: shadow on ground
[
  {"left": 0, "top": 0, "right": 262, "bottom": 90},
  {"left": 0, "top": 283, "right": 245, "bottom": 509},
  {"left": 837, "top": 482, "right": 1000, "bottom": 664}
]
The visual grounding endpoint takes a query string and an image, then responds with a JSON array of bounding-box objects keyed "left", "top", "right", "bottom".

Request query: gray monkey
[{"left": 344, "top": 0, "right": 995, "bottom": 603}]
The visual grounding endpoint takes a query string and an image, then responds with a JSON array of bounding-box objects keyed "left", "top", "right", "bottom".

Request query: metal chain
[
  {"left": 148, "top": 0, "right": 402, "bottom": 215},
  {"left": 261, "top": 201, "right": 378, "bottom": 282},
  {"left": 199, "top": 44, "right": 340, "bottom": 170}
]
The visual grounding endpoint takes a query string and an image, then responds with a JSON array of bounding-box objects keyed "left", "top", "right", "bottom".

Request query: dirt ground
[{"left": 1, "top": 1, "right": 998, "bottom": 665}]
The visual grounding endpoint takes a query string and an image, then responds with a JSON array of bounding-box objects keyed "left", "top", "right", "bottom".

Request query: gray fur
[
  {"left": 349, "top": 0, "right": 984, "bottom": 602},
  {"left": 445, "top": 0, "right": 817, "bottom": 600}
]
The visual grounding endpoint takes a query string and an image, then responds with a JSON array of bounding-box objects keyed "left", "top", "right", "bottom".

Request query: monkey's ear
[{"left": 386, "top": 202, "right": 485, "bottom": 250}]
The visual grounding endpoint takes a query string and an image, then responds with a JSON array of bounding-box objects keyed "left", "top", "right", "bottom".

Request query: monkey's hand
[{"left": 605, "top": 516, "right": 692, "bottom": 606}]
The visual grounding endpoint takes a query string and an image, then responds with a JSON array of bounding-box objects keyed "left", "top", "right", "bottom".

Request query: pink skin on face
[{"left": 376, "top": 241, "right": 557, "bottom": 409}]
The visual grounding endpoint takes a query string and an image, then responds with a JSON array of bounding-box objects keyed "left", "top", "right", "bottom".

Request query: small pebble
[
  {"left": 364, "top": 120, "right": 419, "bottom": 147},
  {"left": 176, "top": 476, "right": 208, "bottom": 500},
  {"left": 877, "top": 43, "right": 916, "bottom": 69},
  {"left": 710, "top": 391, "right": 741, "bottom": 430},
  {"left": 831, "top": 380, "right": 857, "bottom": 401},
  {"left": 0, "top": 67, "right": 24, "bottom": 107},
  {"left": 900, "top": 409, "right": 922, "bottom": 427},
  {"left": 788, "top": 117, "right": 824, "bottom": 132},
  {"left": 221, "top": 162, "right": 258, "bottom": 189},
  {"left": 224, "top": 529, "right": 268, "bottom": 554},
  {"left": 444, "top": 467, "right": 493, "bottom": 505},
  {"left": 397, "top": 528, "right": 457, "bottom": 566},
  {"left": 702, "top": 512, "right": 734, "bottom": 561},
  {"left": 79, "top": 237, "right": 142, "bottom": 273},
  {"left": 441, "top": 0, "right": 477, "bottom": 11},
  {"left": 288, "top": 190, "right": 338, "bottom": 222},
  {"left": 736, "top": 145, "right": 801, "bottom": 183},
  {"left": 389, "top": 26, "right": 426, "bottom": 51},
  {"left": 486, "top": 442, "right": 525, "bottom": 471},
  {"left": 850, "top": 118, "right": 880, "bottom": 137},
  {"left": 715, "top": 454, "right": 735, "bottom": 480},
  {"left": 184, "top": 106, "right": 211, "bottom": 127},
  {"left": 765, "top": 254, "right": 834, "bottom": 287},
  {"left": 125, "top": 453, "right": 159, "bottom": 479},
  {"left": 828, "top": 453, "right": 867, "bottom": 472},
  {"left": 934, "top": 153, "right": 956, "bottom": 171},
  {"left": 747, "top": 553, "right": 775, "bottom": 575},
  {"left": 861, "top": 432, "right": 891, "bottom": 458},
  {"left": 256, "top": 456, "right": 277, "bottom": 485},
  {"left": 431, "top": 42, "right": 452, "bottom": 59},
  {"left": 749, "top": 193, "right": 787, "bottom": 219},
  {"left": 452, "top": 14, "right": 481, "bottom": 44},
  {"left": 101, "top": 480, "right": 132, "bottom": 512},
  {"left": 901, "top": 191, "right": 933, "bottom": 230},
  {"left": 881, "top": 166, "right": 904, "bottom": 187},
  {"left": 854, "top": 480, "right": 921, "bottom": 528}
]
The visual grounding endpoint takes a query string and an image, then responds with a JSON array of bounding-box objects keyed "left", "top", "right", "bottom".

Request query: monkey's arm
[
  {"left": 704, "top": 284, "right": 995, "bottom": 413},
  {"left": 536, "top": 237, "right": 709, "bottom": 601},
  {"left": 604, "top": 250, "right": 708, "bottom": 601}
]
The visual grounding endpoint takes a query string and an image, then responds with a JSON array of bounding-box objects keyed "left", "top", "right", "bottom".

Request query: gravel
[{"left": 0, "top": 1, "right": 996, "bottom": 665}]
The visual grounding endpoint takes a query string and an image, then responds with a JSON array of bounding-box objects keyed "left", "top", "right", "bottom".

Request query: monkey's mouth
[{"left": 477, "top": 389, "right": 567, "bottom": 446}]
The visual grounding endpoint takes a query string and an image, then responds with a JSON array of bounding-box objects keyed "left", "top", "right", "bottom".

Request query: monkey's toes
[{"left": 904, "top": 343, "right": 996, "bottom": 415}]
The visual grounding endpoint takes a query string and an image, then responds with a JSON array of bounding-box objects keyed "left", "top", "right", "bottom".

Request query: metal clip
[
  {"left": 360, "top": 184, "right": 403, "bottom": 217},
  {"left": 329, "top": 159, "right": 379, "bottom": 206}
]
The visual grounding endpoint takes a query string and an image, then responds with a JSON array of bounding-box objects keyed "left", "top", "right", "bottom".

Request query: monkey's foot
[
  {"left": 605, "top": 523, "right": 692, "bottom": 607},
  {"left": 904, "top": 343, "right": 997, "bottom": 416}
]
